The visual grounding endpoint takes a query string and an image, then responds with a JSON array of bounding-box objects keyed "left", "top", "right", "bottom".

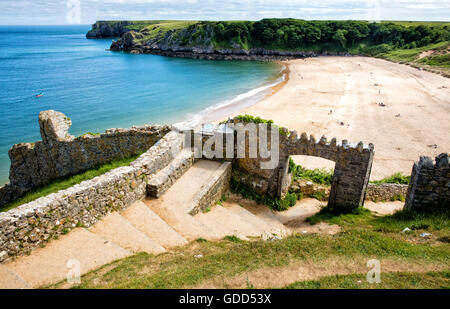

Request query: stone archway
[
  {"left": 282, "top": 132, "right": 374, "bottom": 212},
  {"left": 183, "top": 120, "right": 375, "bottom": 213}
]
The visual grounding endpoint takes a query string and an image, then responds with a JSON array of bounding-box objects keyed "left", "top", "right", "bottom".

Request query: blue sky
[{"left": 1, "top": 0, "right": 449, "bottom": 25}]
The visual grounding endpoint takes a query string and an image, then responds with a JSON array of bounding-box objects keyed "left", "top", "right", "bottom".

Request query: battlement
[{"left": 183, "top": 119, "right": 375, "bottom": 212}]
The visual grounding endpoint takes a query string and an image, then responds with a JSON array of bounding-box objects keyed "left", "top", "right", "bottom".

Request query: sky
[{"left": 0, "top": 0, "right": 449, "bottom": 25}]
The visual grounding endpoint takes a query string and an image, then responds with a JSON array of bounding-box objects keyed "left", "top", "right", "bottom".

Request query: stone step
[
  {"left": 4, "top": 228, "right": 131, "bottom": 287},
  {"left": 187, "top": 161, "right": 232, "bottom": 215},
  {"left": 159, "top": 159, "right": 225, "bottom": 203},
  {"left": 238, "top": 201, "right": 294, "bottom": 232},
  {"left": 144, "top": 159, "right": 228, "bottom": 241},
  {"left": 265, "top": 198, "right": 324, "bottom": 225},
  {"left": 145, "top": 198, "right": 222, "bottom": 241},
  {"left": 131, "top": 131, "right": 185, "bottom": 176},
  {"left": 194, "top": 205, "right": 263, "bottom": 240},
  {"left": 223, "top": 202, "right": 290, "bottom": 237},
  {"left": 147, "top": 150, "right": 194, "bottom": 198},
  {"left": 89, "top": 212, "right": 166, "bottom": 255},
  {"left": 121, "top": 201, "right": 188, "bottom": 249},
  {"left": 0, "top": 264, "right": 32, "bottom": 289}
]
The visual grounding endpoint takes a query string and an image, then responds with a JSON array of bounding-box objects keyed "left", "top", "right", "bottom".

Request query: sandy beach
[{"left": 230, "top": 56, "right": 450, "bottom": 180}]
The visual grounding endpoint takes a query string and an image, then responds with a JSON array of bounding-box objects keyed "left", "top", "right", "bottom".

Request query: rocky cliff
[
  {"left": 87, "top": 21, "right": 349, "bottom": 61},
  {"left": 108, "top": 28, "right": 329, "bottom": 60},
  {"left": 86, "top": 21, "right": 135, "bottom": 38}
]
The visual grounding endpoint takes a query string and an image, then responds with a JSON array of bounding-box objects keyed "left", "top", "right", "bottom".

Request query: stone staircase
[
  {"left": 0, "top": 159, "right": 296, "bottom": 289},
  {"left": 146, "top": 149, "right": 194, "bottom": 198}
]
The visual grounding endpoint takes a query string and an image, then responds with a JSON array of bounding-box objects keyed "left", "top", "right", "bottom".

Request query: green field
[{"left": 386, "top": 21, "right": 450, "bottom": 27}]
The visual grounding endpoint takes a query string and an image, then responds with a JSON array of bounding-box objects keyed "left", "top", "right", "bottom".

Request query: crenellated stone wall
[
  {"left": 0, "top": 110, "right": 170, "bottom": 207},
  {"left": 405, "top": 153, "right": 449, "bottom": 211},
  {"left": 185, "top": 118, "right": 375, "bottom": 213},
  {"left": 283, "top": 133, "right": 374, "bottom": 212}
]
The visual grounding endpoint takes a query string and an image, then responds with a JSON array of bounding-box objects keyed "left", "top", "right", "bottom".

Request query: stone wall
[
  {"left": 289, "top": 179, "right": 331, "bottom": 199},
  {"left": 0, "top": 131, "right": 185, "bottom": 262},
  {"left": 405, "top": 153, "right": 449, "bottom": 211},
  {"left": 0, "top": 110, "right": 170, "bottom": 207},
  {"left": 289, "top": 180, "right": 407, "bottom": 203},
  {"left": 365, "top": 183, "right": 408, "bottom": 202},
  {"left": 186, "top": 119, "right": 374, "bottom": 212}
]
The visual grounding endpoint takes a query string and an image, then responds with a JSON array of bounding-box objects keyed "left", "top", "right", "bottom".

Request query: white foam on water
[{"left": 174, "top": 71, "right": 286, "bottom": 129}]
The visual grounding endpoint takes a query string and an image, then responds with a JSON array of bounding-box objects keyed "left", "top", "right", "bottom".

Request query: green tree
[
  {"left": 333, "top": 29, "right": 348, "bottom": 48},
  {"left": 262, "top": 28, "right": 275, "bottom": 42}
]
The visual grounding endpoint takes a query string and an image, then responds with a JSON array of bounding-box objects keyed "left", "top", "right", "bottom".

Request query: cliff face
[
  {"left": 88, "top": 21, "right": 350, "bottom": 60},
  {"left": 109, "top": 24, "right": 221, "bottom": 53},
  {"left": 86, "top": 21, "right": 135, "bottom": 38},
  {"left": 109, "top": 27, "right": 327, "bottom": 60}
]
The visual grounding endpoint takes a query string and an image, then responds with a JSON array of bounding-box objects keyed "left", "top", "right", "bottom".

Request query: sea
[{"left": 0, "top": 25, "right": 283, "bottom": 185}]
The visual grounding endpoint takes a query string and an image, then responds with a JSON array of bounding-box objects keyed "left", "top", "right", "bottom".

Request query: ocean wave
[{"left": 175, "top": 71, "right": 286, "bottom": 128}]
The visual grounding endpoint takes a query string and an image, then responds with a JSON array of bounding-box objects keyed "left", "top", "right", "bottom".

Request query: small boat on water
[{"left": 35, "top": 92, "right": 44, "bottom": 98}]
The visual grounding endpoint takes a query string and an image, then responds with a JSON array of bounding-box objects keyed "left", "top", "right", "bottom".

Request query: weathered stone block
[{"left": 406, "top": 153, "right": 449, "bottom": 211}]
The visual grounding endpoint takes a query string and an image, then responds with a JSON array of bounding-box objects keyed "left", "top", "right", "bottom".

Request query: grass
[
  {"left": 310, "top": 191, "right": 328, "bottom": 202},
  {"left": 289, "top": 158, "right": 333, "bottom": 186},
  {"left": 385, "top": 21, "right": 450, "bottom": 27},
  {"left": 306, "top": 206, "right": 449, "bottom": 236},
  {"left": 284, "top": 270, "right": 450, "bottom": 289},
  {"left": 0, "top": 152, "right": 143, "bottom": 212},
  {"left": 370, "top": 172, "right": 411, "bottom": 185},
  {"left": 381, "top": 41, "right": 449, "bottom": 62},
  {"left": 232, "top": 114, "right": 289, "bottom": 136},
  {"left": 391, "top": 194, "right": 406, "bottom": 202},
  {"left": 377, "top": 41, "right": 450, "bottom": 75},
  {"left": 48, "top": 206, "right": 450, "bottom": 289},
  {"left": 224, "top": 235, "right": 242, "bottom": 243},
  {"left": 127, "top": 20, "right": 199, "bottom": 42},
  {"left": 418, "top": 53, "right": 450, "bottom": 68}
]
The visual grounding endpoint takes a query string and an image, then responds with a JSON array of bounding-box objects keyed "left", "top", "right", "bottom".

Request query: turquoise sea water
[{"left": 0, "top": 25, "right": 281, "bottom": 185}]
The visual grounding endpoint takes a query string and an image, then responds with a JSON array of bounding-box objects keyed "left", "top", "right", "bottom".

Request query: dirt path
[
  {"left": 192, "top": 258, "right": 448, "bottom": 289},
  {"left": 232, "top": 57, "right": 450, "bottom": 180}
]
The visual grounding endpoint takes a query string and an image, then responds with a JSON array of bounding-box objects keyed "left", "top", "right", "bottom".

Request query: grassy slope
[
  {"left": 379, "top": 41, "right": 450, "bottom": 75},
  {"left": 0, "top": 153, "right": 142, "bottom": 212},
  {"left": 49, "top": 208, "right": 449, "bottom": 289},
  {"left": 126, "top": 20, "right": 198, "bottom": 42}
]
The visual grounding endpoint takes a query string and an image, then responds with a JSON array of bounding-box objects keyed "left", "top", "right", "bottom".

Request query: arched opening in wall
[{"left": 288, "top": 155, "right": 336, "bottom": 203}]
